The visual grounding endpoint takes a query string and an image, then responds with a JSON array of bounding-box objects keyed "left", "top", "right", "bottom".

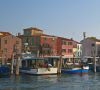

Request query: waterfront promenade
[{"left": 0, "top": 71, "right": 100, "bottom": 90}]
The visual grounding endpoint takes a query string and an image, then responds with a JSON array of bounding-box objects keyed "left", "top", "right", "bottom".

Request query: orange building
[{"left": 0, "top": 32, "right": 21, "bottom": 64}]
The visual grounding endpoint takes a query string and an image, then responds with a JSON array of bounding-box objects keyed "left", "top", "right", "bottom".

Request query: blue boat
[
  {"left": 61, "top": 66, "right": 89, "bottom": 74},
  {"left": 0, "top": 65, "right": 10, "bottom": 77}
]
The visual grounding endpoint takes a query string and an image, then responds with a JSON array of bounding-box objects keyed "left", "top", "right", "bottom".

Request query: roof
[
  {"left": 22, "top": 57, "right": 60, "bottom": 60},
  {"left": 23, "top": 27, "right": 43, "bottom": 32},
  {"left": 41, "top": 34, "right": 57, "bottom": 38},
  {"left": 86, "top": 37, "right": 100, "bottom": 42},
  {"left": 22, "top": 57, "right": 46, "bottom": 60},
  {"left": 0, "top": 32, "right": 11, "bottom": 38},
  {"left": 72, "top": 40, "right": 81, "bottom": 44},
  {"left": 60, "top": 37, "right": 73, "bottom": 41}
]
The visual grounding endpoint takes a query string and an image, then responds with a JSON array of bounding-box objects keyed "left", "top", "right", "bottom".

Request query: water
[{"left": 0, "top": 72, "right": 100, "bottom": 90}]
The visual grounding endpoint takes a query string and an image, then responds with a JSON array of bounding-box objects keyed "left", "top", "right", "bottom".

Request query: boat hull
[
  {"left": 61, "top": 68, "right": 89, "bottom": 74},
  {"left": 0, "top": 65, "right": 10, "bottom": 77},
  {"left": 20, "top": 67, "right": 58, "bottom": 75}
]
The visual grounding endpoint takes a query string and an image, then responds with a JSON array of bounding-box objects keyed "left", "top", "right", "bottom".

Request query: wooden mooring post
[
  {"left": 92, "top": 43, "right": 96, "bottom": 73},
  {"left": 16, "top": 56, "right": 20, "bottom": 75},
  {"left": 94, "top": 56, "right": 96, "bottom": 73},
  {"left": 11, "top": 53, "right": 14, "bottom": 75},
  {"left": 57, "top": 56, "right": 62, "bottom": 74}
]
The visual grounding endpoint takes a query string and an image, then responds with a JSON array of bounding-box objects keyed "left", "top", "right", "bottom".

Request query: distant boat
[
  {"left": 61, "top": 66, "right": 89, "bottom": 74},
  {"left": 19, "top": 53, "right": 59, "bottom": 75}
]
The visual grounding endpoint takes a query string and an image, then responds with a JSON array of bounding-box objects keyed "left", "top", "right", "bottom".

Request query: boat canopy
[
  {"left": 21, "top": 57, "right": 47, "bottom": 61},
  {"left": 21, "top": 56, "right": 61, "bottom": 61}
]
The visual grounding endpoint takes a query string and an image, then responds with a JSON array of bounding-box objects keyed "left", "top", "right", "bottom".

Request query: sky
[{"left": 0, "top": 0, "right": 100, "bottom": 41}]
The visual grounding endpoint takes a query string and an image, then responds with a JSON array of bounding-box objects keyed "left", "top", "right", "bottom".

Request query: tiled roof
[
  {"left": 72, "top": 40, "right": 81, "bottom": 44},
  {"left": 87, "top": 37, "right": 100, "bottom": 42},
  {"left": 23, "top": 27, "right": 43, "bottom": 31},
  {"left": 41, "top": 34, "right": 56, "bottom": 37},
  {"left": 0, "top": 32, "right": 11, "bottom": 37},
  {"left": 59, "top": 37, "right": 73, "bottom": 41}
]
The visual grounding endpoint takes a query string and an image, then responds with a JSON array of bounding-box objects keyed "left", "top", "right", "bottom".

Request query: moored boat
[
  {"left": 19, "top": 53, "right": 60, "bottom": 75},
  {"left": 61, "top": 66, "right": 89, "bottom": 74},
  {"left": 0, "top": 65, "right": 10, "bottom": 77}
]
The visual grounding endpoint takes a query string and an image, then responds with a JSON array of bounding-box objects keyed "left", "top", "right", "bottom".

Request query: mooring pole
[
  {"left": 11, "top": 53, "right": 14, "bottom": 74},
  {"left": 57, "top": 56, "right": 62, "bottom": 74},
  {"left": 16, "top": 56, "right": 20, "bottom": 75},
  {"left": 92, "top": 43, "right": 96, "bottom": 73},
  {"left": 94, "top": 55, "right": 96, "bottom": 73}
]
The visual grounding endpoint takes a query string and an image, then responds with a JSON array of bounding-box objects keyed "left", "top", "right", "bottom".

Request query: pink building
[{"left": 61, "top": 37, "right": 73, "bottom": 58}]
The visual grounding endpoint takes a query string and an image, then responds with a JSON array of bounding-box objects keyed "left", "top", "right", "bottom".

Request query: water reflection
[{"left": 0, "top": 72, "right": 100, "bottom": 90}]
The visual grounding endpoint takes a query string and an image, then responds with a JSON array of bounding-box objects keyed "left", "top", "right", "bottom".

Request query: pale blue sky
[{"left": 0, "top": 0, "right": 100, "bottom": 41}]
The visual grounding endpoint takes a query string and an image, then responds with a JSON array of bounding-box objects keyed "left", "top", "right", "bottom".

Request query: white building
[{"left": 81, "top": 37, "right": 100, "bottom": 63}]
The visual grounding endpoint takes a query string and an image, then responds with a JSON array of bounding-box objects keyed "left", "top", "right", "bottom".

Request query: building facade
[
  {"left": 40, "top": 34, "right": 58, "bottom": 56},
  {"left": 19, "top": 27, "right": 81, "bottom": 61},
  {"left": 81, "top": 37, "right": 100, "bottom": 63},
  {"left": 61, "top": 38, "right": 73, "bottom": 58},
  {"left": 0, "top": 32, "right": 21, "bottom": 64},
  {"left": 18, "top": 27, "right": 43, "bottom": 56}
]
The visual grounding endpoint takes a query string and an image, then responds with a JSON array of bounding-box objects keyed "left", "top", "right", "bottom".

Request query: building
[
  {"left": 19, "top": 27, "right": 80, "bottom": 61},
  {"left": 61, "top": 37, "right": 73, "bottom": 58},
  {"left": 81, "top": 37, "right": 100, "bottom": 63},
  {"left": 18, "top": 27, "right": 43, "bottom": 56},
  {"left": 0, "top": 32, "right": 21, "bottom": 64},
  {"left": 40, "top": 34, "right": 58, "bottom": 56},
  {"left": 73, "top": 40, "right": 82, "bottom": 63},
  {"left": 23, "top": 27, "right": 43, "bottom": 36}
]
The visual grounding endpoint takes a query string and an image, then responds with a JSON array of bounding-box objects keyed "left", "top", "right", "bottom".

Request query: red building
[
  {"left": 19, "top": 27, "right": 75, "bottom": 59},
  {"left": 40, "top": 34, "right": 58, "bottom": 56},
  {"left": 40, "top": 35, "right": 73, "bottom": 57}
]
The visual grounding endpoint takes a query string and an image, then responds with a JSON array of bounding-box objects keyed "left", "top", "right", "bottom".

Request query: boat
[
  {"left": 61, "top": 59, "right": 89, "bottom": 74},
  {"left": 19, "top": 53, "right": 60, "bottom": 75},
  {"left": 0, "top": 65, "right": 10, "bottom": 77},
  {"left": 61, "top": 66, "right": 89, "bottom": 74}
]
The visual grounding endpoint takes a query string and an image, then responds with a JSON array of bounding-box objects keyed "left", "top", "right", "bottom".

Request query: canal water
[{"left": 0, "top": 71, "right": 100, "bottom": 90}]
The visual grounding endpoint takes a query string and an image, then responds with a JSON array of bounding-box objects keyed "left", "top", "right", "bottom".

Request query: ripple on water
[{"left": 0, "top": 72, "right": 100, "bottom": 90}]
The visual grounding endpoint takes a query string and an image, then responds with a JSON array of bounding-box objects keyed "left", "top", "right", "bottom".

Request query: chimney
[
  {"left": 83, "top": 32, "right": 86, "bottom": 40},
  {"left": 18, "top": 33, "right": 21, "bottom": 36}
]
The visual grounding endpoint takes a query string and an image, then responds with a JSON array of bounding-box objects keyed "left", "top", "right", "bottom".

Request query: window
[
  {"left": 62, "top": 40, "right": 66, "bottom": 45},
  {"left": 62, "top": 49, "right": 66, "bottom": 53},
  {"left": 68, "top": 49, "right": 72, "bottom": 53},
  {"left": 77, "top": 45, "right": 79, "bottom": 50},
  {"left": 3, "top": 48, "right": 7, "bottom": 53},
  {"left": 68, "top": 42, "right": 72, "bottom": 45},
  {"left": 16, "top": 41, "right": 19, "bottom": 44},
  {"left": 44, "top": 37, "right": 46, "bottom": 40},
  {"left": 4, "top": 40, "right": 7, "bottom": 44},
  {"left": 52, "top": 38, "right": 55, "bottom": 42}
]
